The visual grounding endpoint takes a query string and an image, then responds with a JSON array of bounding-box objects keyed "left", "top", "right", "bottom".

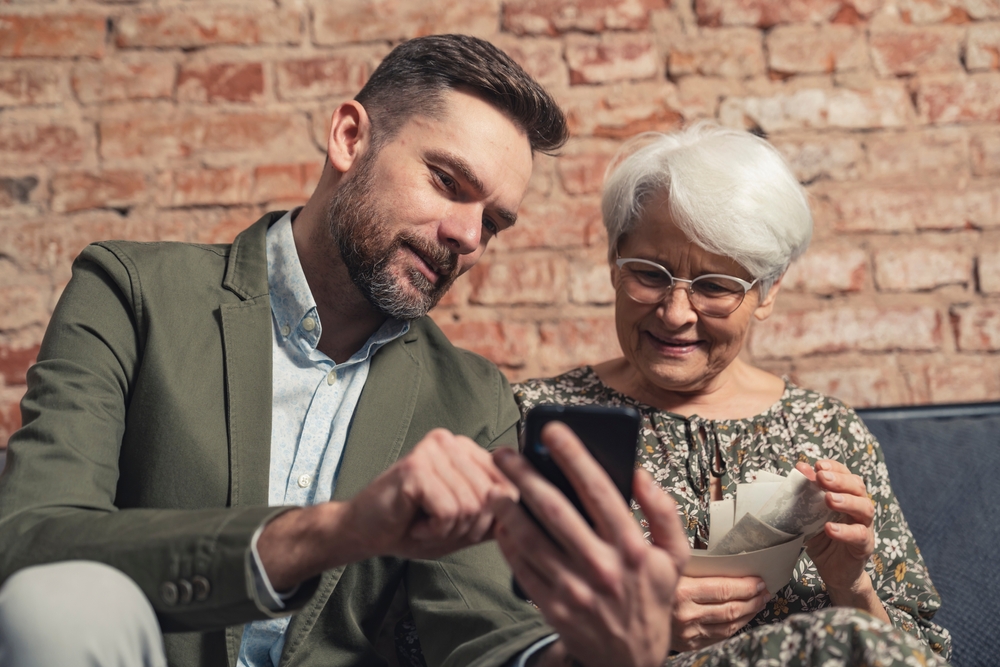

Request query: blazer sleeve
[{"left": 0, "top": 245, "right": 317, "bottom": 632}]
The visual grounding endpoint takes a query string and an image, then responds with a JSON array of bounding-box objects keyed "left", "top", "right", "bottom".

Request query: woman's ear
[
  {"left": 752, "top": 273, "right": 784, "bottom": 322},
  {"left": 327, "top": 100, "right": 371, "bottom": 174}
]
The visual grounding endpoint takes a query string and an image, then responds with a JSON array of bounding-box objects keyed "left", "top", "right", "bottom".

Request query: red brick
[
  {"left": 750, "top": 306, "right": 942, "bottom": 358},
  {"left": 537, "top": 316, "right": 619, "bottom": 373},
  {"left": 161, "top": 166, "right": 251, "bottom": 207},
  {"left": 925, "top": 358, "right": 1000, "bottom": 402},
  {"left": 0, "top": 343, "right": 39, "bottom": 386},
  {"left": 276, "top": 50, "right": 385, "bottom": 102},
  {"left": 0, "top": 283, "right": 50, "bottom": 330},
  {"left": 978, "top": 245, "right": 1000, "bottom": 292},
  {"left": 491, "top": 194, "right": 601, "bottom": 251},
  {"left": 252, "top": 163, "right": 322, "bottom": 203},
  {"left": 178, "top": 62, "right": 264, "bottom": 104},
  {"left": 51, "top": 170, "right": 148, "bottom": 214},
  {"left": 0, "top": 211, "right": 138, "bottom": 278},
  {"left": 952, "top": 302, "right": 1000, "bottom": 350},
  {"left": 115, "top": 10, "right": 300, "bottom": 48},
  {"left": 492, "top": 35, "right": 569, "bottom": 89},
  {"left": 822, "top": 185, "right": 997, "bottom": 232},
  {"left": 183, "top": 206, "right": 263, "bottom": 245},
  {"left": 919, "top": 73, "right": 1000, "bottom": 123},
  {"left": 72, "top": 59, "right": 175, "bottom": 105},
  {"left": 966, "top": 22, "right": 1000, "bottom": 71},
  {"left": 313, "top": 0, "right": 498, "bottom": 44},
  {"left": 970, "top": 131, "right": 1000, "bottom": 176},
  {"left": 556, "top": 139, "right": 618, "bottom": 195},
  {"left": 0, "top": 175, "right": 40, "bottom": 209},
  {"left": 694, "top": 0, "right": 841, "bottom": 27},
  {"left": 0, "top": 122, "right": 92, "bottom": 165},
  {"left": 433, "top": 319, "right": 535, "bottom": 367},
  {"left": 782, "top": 246, "right": 868, "bottom": 294},
  {"left": 559, "top": 81, "right": 683, "bottom": 139},
  {"left": 897, "top": 0, "right": 996, "bottom": 24},
  {"left": 869, "top": 26, "right": 963, "bottom": 75},
  {"left": 565, "top": 33, "right": 660, "bottom": 85},
  {"left": 569, "top": 256, "right": 615, "bottom": 304},
  {"left": 719, "top": 83, "right": 913, "bottom": 132},
  {"left": 669, "top": 28, "right": 765, "bottom": 79},
  {"left": 865, "top": 128, "right": 969, "bottom": 179},
  {"left": 468, "top": 254, "right": 568, "bottom": 305},
  {"left": 0, "top": 62, "right": 63, "bottom": 107},
  {"left": 676, "top": 76, "right": 744, "bottom": 119},
  {"left": 767, "top": 25, "right": 867, "bottom": 75},
  {"left": 771, "top": 133, "right": 864, "bottom": 183},
  {"left": 502, "top": 0, "right": 664, "bottom": 35},
  {"left": 873, "top": 244, "right": 973, "bottom": 291},
  {"left": 99, "top": 108, "right": 316, "bottom": 161},
  {"left": 792, "top": 364, "right": 909, "bottom": 407},
  {"left": 0, "top": 13, "right": 105, "bottom": 58}
]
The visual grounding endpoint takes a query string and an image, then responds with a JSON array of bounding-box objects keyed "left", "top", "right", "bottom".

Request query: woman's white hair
[{"left": 602, "top": 122, "right": 813, "bottom": 294}]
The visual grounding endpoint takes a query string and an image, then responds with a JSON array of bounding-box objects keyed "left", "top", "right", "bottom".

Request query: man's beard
[{"left": 326, "top": 152, "right": 459, "bottom": 321}]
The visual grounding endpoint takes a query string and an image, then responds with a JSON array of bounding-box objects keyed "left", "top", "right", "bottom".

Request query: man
[{"left": 0, "top": 33, "right": 692, "bottom": 667}]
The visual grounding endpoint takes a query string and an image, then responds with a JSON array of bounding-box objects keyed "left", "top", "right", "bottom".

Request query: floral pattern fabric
[{"left": 513, "top": 366, "right": 952, "bottom": 665}]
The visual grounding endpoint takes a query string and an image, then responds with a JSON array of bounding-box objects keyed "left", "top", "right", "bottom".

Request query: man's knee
[{"left": 0, "top": 560, "right": 166, "bottom": 667}]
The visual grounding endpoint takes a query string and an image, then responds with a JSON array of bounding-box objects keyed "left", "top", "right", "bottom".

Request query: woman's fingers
[{"left": 826, "top": 490, "right": 875, "bottom": 526}]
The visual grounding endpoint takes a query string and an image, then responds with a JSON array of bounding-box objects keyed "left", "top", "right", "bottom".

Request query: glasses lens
[
  {"left": 690, "top": 276, "right": 748, "bottom": 316},
  {"left": 618, "top": 260, "right": 671, "bottom": 304}
]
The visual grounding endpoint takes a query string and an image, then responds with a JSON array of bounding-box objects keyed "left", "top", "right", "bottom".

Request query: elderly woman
[{"left": 513, "top": 124, "right": 951, "bottom": 663}]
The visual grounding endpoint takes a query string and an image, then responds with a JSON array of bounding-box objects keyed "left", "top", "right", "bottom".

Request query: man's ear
[
  {"left": 752, "top": 273, "right": 784, "bottom": 322},
  {"left": 327, "top": 100, "right": 371, "bottom": 174}
]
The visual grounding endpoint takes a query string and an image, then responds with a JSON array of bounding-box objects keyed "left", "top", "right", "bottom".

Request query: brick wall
[{"left": 2, "top": 0, "right": 1000, "bottom": 445}]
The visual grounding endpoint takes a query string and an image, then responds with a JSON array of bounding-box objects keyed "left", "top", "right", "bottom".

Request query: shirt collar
[{"left": 266, "top": 209, "right": 409, "bottom": 362}]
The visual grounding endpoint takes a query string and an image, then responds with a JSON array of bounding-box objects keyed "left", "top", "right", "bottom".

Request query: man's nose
[{"left": 438, "top": 204, "right": 483, "bottom": 255}]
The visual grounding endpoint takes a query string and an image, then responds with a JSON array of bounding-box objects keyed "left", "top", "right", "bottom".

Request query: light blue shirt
[{"left": 238, "top": 210, "right": 408, "bottom": 667}]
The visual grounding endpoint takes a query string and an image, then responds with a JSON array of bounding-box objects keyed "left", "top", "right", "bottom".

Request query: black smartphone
[{"left": 512, "top": 403, "right": 641, "bottom": 599}]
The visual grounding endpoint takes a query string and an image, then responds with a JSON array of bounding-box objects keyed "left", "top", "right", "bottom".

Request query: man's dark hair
[{"left": 355, "top": 34, "right": 568, "bottom": 156}]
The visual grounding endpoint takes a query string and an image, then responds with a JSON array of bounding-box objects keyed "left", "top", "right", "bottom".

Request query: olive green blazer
[{"left": 0, "top": 213, "right": 551, "bottom": 666}]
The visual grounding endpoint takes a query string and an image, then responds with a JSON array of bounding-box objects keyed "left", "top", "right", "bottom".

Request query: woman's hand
[
  {"left": 670, "top": 575, "right": 769, "bottom": 652},
  {"left": 797, "top": 460, "right": 888, "bottom": 622}
]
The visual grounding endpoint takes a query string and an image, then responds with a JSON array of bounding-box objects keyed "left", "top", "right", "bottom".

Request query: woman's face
[{"left": 612, "top": 200, "right": 781, "bottom": 396}]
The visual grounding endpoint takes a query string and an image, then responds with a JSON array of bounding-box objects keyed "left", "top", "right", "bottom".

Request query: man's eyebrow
[{"left": 426, "top": 149, "right": 518, "bottom": 226}]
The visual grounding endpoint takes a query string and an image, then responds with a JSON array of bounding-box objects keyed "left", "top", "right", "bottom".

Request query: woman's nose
[{"left": 658, "top": 284, "right": 699, "bottom": 326}]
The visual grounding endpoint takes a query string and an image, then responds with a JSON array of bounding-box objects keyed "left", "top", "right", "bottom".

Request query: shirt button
[
  {"left": 302, "top": 317, "right": 316, "bottom": 332},
  {"left": 280, "top": 325, "right": 291, "bottom": 337},
  {"left": 297, "top": 474, "right": 312, "bottom": 488},
  {"left": 327, "top": 370, "right": 336, "bottom": 385}
]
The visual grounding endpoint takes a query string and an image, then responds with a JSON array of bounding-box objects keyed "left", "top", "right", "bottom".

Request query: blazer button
[
  {"left": 160, "top": 581, "right": 179, "bottom": 606},
  {"left": 178, "top": 579, "right": 194, "bottom": 605},
  {"left": 192, "top": 575, "right": 211, "bottom": 602}
]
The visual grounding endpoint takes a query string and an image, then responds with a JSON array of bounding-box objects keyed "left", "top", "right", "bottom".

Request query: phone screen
[
  {"left": 520, "top": 403, "right": 641, "bottom": 523},
  {"left": 513, "top": 404, "right": 641, "bottom": 599}
]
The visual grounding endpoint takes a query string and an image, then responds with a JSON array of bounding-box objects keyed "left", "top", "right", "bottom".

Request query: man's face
[{"left": 327, "top": 90, "right": 534, "bottom": 320}]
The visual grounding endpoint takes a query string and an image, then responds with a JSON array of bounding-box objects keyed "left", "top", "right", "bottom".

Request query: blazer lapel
[
  {"left": 218, "top": 213, "right": 279, "bottom": 667},
  {"left": 278, "top": 332, "right": 422, "bottom": 665}
]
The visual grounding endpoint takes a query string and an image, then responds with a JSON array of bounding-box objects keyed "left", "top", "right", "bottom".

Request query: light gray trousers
[{"left": 0, "top": 561, "right": 167, "bottom": 667}]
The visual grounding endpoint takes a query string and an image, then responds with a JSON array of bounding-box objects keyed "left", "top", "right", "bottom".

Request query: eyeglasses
[{"left": 615, "top": 257, "right": 758, "bottom": 318}]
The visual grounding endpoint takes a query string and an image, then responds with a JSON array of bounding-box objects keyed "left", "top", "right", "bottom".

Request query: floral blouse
[{"left": 513, "top": 366, "right": 952, "bottom": 660}]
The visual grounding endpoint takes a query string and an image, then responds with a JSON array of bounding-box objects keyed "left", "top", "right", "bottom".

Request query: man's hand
[
  {"left": 257, "top": 429, "right": 518, "bottom": 591},
  {"left": 492, "top": 422, "right": 690, "bottom": 667},
  {"left": 670, "top": 575, "right": 768, "bottom": 652}
]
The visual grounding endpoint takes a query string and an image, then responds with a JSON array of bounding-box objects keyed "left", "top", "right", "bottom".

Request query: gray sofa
[{"left": 857, "top": 402, "right": 1000, "bottom": 667}]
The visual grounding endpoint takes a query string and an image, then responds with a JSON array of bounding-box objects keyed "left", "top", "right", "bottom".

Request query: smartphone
[{"left": 512, "top": 404, "right": 641, "bottom": 599}]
